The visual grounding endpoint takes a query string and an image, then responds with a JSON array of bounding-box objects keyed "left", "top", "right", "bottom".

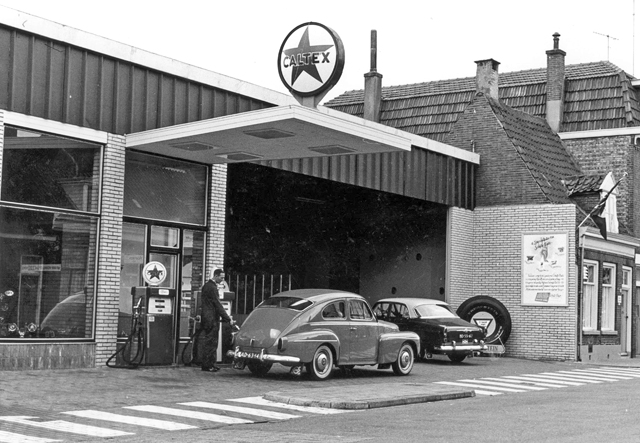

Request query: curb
[{"left": 264, "top": 383, "right": 475, "bottom": 410}]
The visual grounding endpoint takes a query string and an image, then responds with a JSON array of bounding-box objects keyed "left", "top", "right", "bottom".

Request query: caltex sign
[{"left": 278, "top": 22, "right": 345, "bottom": 103}]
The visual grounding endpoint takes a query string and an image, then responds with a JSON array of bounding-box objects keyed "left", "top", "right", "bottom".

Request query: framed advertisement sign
[{"left": 521, "top": 232, "right": 568, "bottom": 306}]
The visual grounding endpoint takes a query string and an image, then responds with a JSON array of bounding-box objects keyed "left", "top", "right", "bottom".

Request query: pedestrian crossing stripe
[
  {"left": 124, "top": 405, "right": 254, "bottom": 424},
  {"left": 578, "top": 368, "right": 640, "bottom": 378},
  {"left": 556, "top": 370, "right": 630, "bottom": 381},
  {"left": 0, "top": 429, "right": 62, "bottom": 443},
  {"left": 461, "top": 378, "right": 548, "bottom": 391},
  {"left": 62, "top": 410, "right": 197, "bottom": 430},
  {"left": 230, "top": 396, "right": 348, "bottom": 414},
  {"left": 501, "top": 375, "right": 571, "bottom": 387},
  {"left": 0, "top": 416, "right": 133, "bottom": 438},
  {"left": 536, "top": 372, "right": 603, "bottom": 383},
  {"left": 434, "top": 381, "right": 506, "bottom": 395},
  {"left": 178, "top": 401, "right": 301, "bottom": 420}
]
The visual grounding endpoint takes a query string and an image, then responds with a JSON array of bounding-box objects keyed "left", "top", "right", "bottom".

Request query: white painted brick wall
[
  {"left": 449, "top": 204, "right": 578, "bottom": 361},
  {"left": 94, "top": 134, "right": 126, "bottom": 366},
  {"left": 205, "top": 164, "right": 228, "bottom": 278}
]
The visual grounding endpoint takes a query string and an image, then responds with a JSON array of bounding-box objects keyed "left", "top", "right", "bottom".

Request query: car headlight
[
  {"left": 270, "top": 329, "right": 281, "bottom": 339},
  {"left": 277, "top": 337, "right": 288, "bottom": 352}
]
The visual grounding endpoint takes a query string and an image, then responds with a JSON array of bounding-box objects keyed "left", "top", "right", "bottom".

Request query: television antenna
[{"left": 593, "top": 31, "right": 619, "bottom": 61}]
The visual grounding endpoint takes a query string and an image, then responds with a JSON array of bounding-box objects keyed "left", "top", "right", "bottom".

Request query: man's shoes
[{"left": 201, "top": 366, "right": 220, "bottom": 372}]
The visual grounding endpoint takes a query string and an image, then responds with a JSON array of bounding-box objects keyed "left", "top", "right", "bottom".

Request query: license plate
[
  {"left": 462, "top": 339, "right": 468, "bottom": 344},
  {"left": 484, "top": 344, "right": 505, "bottom": 354},
  {"left": 236, "top": 350, "right": 262, "bottom": 360}
]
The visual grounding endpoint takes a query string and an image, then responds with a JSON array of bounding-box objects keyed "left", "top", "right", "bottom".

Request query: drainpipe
[
  {"left": 577, "top": 228, "right": 584, "bottom": 362},
  {"left": 363, "top": 30, "right": 383, "bottom": 122}
]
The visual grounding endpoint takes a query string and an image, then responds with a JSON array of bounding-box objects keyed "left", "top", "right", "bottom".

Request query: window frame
[
  {"left": 582, "top": 260, "right": 599, "bottom": 332},
  {"left": 1, "top": 125, "right": 104, "bottom": 215},
  {"left": 601, "top": 263, "right": 616, "bottom": 332}
]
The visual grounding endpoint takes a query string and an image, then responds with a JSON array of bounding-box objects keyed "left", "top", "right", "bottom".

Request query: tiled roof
[
  {"left": 484, "top": 97, "right": 582, "bottom": 204},
  {"left": 325, "top": 61, "right": 640, "bottom": 141},
  {"left": 563, "top": 174, "right": 607, "bottom": 195}
]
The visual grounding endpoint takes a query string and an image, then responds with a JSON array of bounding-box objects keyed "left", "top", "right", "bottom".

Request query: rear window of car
[
  {"left": 322, "top": 301, "right": 345, "bottom": 319},
  {"left": 415, "top": 304, "right": 457, "bottom": 318},
  {"left": 259, "top": 296, "right": 313, "bottom": 311}
]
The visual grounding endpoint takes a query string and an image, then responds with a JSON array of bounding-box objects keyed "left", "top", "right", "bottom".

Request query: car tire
[
  {"left": 448, "top": 354, "right": 467, "bottom": 363},
  {"left": 456, "top": 296, "right": 512, "bottom": 344},
  {"left": 307, "top": 345, "right": 334, "bottom": 380},
  {"left": 392, "top": 343, "right": 414, "bottom": 376},
  {"left": 247, "top": 362, "right": 272, "bottom": 376}
]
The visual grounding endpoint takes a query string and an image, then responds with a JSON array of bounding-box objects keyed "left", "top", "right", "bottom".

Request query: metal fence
[{"left": 227, "top": 273, "right": 294, "bottom": 316}]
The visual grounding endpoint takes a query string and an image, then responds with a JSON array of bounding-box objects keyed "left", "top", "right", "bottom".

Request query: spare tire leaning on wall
[{"left": 456, "top": 296, "right": 512, "bottom": 345}]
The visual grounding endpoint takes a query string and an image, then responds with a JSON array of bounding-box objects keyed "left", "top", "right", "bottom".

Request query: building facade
[{"left": 1, "top": 8, "right": 636, "bottom": 370}]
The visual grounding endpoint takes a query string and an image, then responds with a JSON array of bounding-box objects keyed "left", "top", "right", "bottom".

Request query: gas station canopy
[{"left": 125, "top": 105, "right": 412, "bottom": 163}]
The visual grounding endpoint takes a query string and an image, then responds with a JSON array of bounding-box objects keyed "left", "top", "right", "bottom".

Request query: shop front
[{"left": 0, "top": 8, "right": 478, "bottom": 369}]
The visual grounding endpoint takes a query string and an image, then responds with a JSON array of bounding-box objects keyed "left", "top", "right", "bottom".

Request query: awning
[{"left": 125, "top": 105, "right": 412, "bottom": 163}]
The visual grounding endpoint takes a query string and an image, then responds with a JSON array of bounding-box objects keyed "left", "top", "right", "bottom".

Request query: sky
[{"left": 0, "top": 0, "right": 638, "bottom": 103}]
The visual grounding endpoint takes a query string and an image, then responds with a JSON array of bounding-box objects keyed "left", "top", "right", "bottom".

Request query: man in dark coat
[{"left": 200, "top": 268, "right": 233, "bottom": 372}]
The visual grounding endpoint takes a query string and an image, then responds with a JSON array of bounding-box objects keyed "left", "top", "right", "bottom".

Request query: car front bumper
[
  {"left": 435, "top": 343, "right": 488, "bottom": 352},
  {"left": 227, "top": 346, "right": 301, "bottom": 364}
]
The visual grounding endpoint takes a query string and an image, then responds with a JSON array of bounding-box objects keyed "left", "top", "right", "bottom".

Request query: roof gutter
[{"left": 559, "top": 127, "right": 640, "bottom": 139}]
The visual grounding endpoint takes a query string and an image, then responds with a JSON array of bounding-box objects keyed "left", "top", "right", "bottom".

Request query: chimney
[
  {"left": 546, "top": 32, "right": 566, "bottom": 132},
  {"left": 474, "top": 59, "right": 500, "bottom": 100},
  {"left": 364, "top": 30, "right": 383, "bottom": 122}
]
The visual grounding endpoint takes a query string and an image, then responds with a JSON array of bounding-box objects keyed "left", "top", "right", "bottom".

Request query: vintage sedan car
[
  {"left": 228, "top": 289, "right": 420, "bottom": 380},
  {"left": 372, "top": 298, "right": 487, "bottom": 363}
]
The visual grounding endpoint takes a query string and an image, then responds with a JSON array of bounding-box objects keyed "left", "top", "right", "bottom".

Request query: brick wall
[
  {"left": 447, "top": 207, "right": 475, "bottom": 304},
  {"left": 94, "top": 134, "right": 126, "bottom": 366},
  {"left": 446, "top": 95, "right": 549, "bottom": 206},
  {"left": 449, "top": 204, "right": 578, "bottom": 361},
  {"left": 205, "top": 164, "right": 228, "bottom": 278},
  {"left": 564, "top": 136, "right": 636, "bottom": 236}
]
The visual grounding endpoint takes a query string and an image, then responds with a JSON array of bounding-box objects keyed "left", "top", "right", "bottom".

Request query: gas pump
[
  {"left": 131, "top": 285, "right": 176, "bottom": 365},
  {"left": 108, "top": 261, "right": 177, "bottom": 368},
  {"left": 218, "top": 290, "right": 235, "bottom": 362}
]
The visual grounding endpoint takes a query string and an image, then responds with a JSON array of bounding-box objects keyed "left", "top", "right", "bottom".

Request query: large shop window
[
  {"left": 1, "top": 127, "right": 101, "bottom": 340},
  {"left": 0, "top": 207, "right": 98, "bottom": 339},
  {"left": 123, "top": 152, "right": 207, "bottom": 225},
  {"left": 2, "top": 127, "right": 101, "bottom": 212},
  {"left": 582, "top": 261, "right": 598, "bottom": 331}
]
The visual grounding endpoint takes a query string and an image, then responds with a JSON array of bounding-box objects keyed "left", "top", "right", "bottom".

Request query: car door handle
[{"left": 350, "top": 327, "right": 357, "bottom": 331}]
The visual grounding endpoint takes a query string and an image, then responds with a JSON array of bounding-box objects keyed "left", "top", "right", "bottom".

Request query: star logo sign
[
  {"left": 283, "top": 26, "right": 334, "bottom": 86},
  {"left": 147, "top": 265, "right": 164, "bottom": 281}
]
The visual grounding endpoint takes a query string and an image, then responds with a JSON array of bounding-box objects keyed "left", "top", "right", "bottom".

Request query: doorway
[
  {"left": 118, "top": 223, "right": 206, "bottom": 364},
  {"left": 620, "top": 267, "right": 632, "bottom": 356}
]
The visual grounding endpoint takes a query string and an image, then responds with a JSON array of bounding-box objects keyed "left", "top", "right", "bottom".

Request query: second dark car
[{"left": 372, "top": 298, "right": 487, "bottom": 363}]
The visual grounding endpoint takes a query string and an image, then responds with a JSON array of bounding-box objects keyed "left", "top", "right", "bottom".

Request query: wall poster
[{"left": 522, "top": 232, "right": 568, "bottom": 306}]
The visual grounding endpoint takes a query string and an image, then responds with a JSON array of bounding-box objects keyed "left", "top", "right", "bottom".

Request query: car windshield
[
  {"left": 259, "top": 296, "right": 313, "bottom": 311},
  {"left": 414, "top": 304, "right": 457, "bottom": 318}
]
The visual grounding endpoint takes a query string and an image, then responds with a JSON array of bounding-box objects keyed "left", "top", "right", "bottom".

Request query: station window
[
  {"left": 1, "top": 127, "right": 101, "bottom": 340},
  {"left": 2, "top": 127, "right": 101, "bottom": 213},
  {"left": 123, "top": 151, "right": 208, "bottom": 226}
]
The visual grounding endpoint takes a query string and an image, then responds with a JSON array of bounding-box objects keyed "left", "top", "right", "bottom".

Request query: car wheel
[
  {"left": 456, "top": 296, "right": 512, "bottom": 344},
  {"left": 392, "top": 343, "right": 414, "bottom": 376},
  {"left": 247, "top": 362, "right": 272, "bottom": 376},
  {"left": 307, "top": 345, "right": 334, "bottom": 380},
  {"left": 448, "top": 354, "right": 467, "bottom": 363}
]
